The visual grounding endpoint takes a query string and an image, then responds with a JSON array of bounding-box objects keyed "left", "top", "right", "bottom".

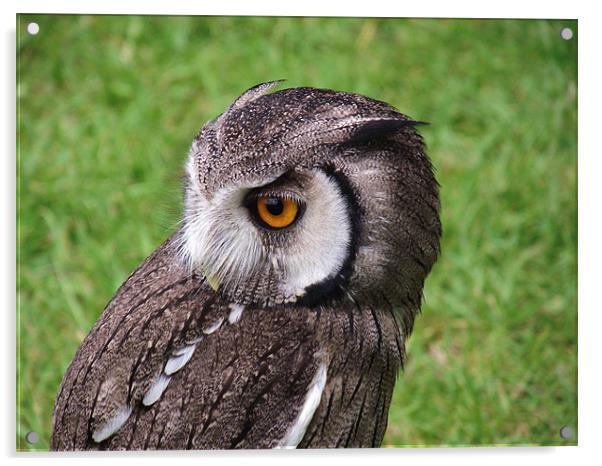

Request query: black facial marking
[{"left": 296, "top": 166, "right": 362, "bottom": 308}]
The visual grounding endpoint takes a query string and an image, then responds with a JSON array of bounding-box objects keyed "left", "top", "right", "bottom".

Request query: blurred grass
[{"left": 16, "top": 15, "right": 577, "bottom": 450}]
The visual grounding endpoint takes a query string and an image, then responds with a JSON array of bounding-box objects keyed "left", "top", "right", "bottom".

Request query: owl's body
[{"left": 52, "top": 83, "right": 440, "bottom": 450}]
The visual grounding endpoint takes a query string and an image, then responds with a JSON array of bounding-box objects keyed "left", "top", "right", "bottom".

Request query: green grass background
[{"left": 16, "top": 15, "right": 577, "bottom": 450}]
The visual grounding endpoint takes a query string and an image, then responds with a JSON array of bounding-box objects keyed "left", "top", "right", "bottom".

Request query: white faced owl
[{"left": 51, "top": 82, "right": 441, "bottom": 450}]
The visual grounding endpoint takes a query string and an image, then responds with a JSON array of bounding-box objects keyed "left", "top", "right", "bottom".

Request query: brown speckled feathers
[
  {"left": 52, "top": 235, "right": 402, "bottom": 449},
  {"left": 51, "top": 83, "right": 440, "bottom": 450}
]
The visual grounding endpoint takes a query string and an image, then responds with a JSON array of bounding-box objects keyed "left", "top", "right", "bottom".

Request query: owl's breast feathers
[{"left": 51, "top": 234, "right": 404, "bottom": 450}]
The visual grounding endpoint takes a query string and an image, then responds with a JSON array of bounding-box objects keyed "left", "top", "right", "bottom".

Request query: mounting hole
[
  {"left": 26, "top": 22, "right": 40, "bottom": 35},
  {"left": 559, "top": 425, "right": 574, "bottom": 439},
  {"left": 560, "top": 27, "right": 573, "bottom": 40},
  {"left": 25, "top": 431, "right": 39, "bottom": 444}
]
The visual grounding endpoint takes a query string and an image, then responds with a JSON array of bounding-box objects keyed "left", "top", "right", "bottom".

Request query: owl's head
[{"left": 179, "top": 82, "right": 441, "bottom": 311}]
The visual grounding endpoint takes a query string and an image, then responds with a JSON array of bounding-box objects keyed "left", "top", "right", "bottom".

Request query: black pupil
[{"left": 265, "top": 198, "right": 284, "bottom": 216}]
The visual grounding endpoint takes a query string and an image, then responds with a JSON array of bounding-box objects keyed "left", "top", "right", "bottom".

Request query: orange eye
[{"left": 256, "top": 196, "right": 299, "bottom": 229}]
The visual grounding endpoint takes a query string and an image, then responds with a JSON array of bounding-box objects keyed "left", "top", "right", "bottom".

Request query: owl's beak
[
  {"left": 207, "top": 274, "right": 220, "bottom": 291},
  {"left": 201, "top": 266, "right": 221, "bottom": 291}
]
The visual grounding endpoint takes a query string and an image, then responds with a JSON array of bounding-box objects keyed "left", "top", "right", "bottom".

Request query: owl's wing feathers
[{"left": 51, "top": 234, "right": 327, "bottom": 450}]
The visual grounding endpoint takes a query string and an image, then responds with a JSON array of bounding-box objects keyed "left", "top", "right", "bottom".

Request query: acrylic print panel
[{"left": 16, "top": 14, "right": 577, "bottom": 451}]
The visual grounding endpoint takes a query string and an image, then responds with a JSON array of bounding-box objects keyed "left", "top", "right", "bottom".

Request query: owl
[{"left": 51, "top": 82, "right": 441, "bottom": 450}]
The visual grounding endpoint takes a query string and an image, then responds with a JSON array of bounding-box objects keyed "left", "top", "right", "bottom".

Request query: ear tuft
[
  {"left": 347, "top": 117, "right": 428, "bottom": 144},
  {"left": 227, "top": 80, "right": 286, "bottom": 113}
]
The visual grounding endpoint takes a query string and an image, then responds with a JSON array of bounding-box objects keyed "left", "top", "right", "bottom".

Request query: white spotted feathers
[
  {"left": 276, "top": 362, "right": 328, "bottom": 448},
  {"left": 92, "top": 406, "right": 133, "bottom": 443},
  {"left": 92, "top": 308, "right": 246, "bottom": 443}
]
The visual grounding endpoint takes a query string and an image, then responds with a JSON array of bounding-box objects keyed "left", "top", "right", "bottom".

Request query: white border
[
  {"left": 5, "top": 0, "right": 583, "bottom": 18},
  {"left": 3, "top": 1, "right": 600, "bottom": 465}
]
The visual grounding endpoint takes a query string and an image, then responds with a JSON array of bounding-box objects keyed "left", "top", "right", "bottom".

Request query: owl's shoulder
[
  {"left": 52, "top": 235, "right": 329, "bottom": 450},
  {"left": 51, "top": 234, "right": 216, "bottom": 448}
]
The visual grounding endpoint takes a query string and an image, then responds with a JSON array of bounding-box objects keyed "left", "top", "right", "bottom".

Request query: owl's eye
[{"left": 255, "top": 196, "right": 300, "bottom": 229}]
